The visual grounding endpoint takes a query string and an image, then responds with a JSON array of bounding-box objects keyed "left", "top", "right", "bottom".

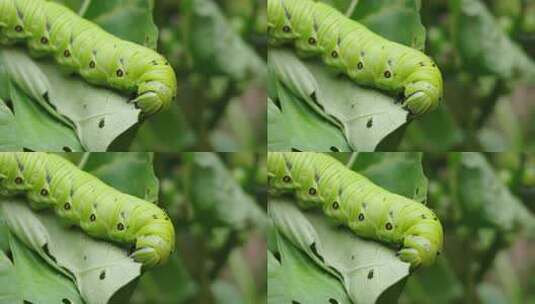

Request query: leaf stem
[
  {"left": 78, "top": 152, "right": 90, "bottom": 169},
  {"left": 78, "top": 0, "right": 91, "bottom": 17},
  {"left": 345, "top": 0, "right": 359, "bottom": 17},
  {"left": 346, "top": 152, "right": 359, "bottom": 168}
]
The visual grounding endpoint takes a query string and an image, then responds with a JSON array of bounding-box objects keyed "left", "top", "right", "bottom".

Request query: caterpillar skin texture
[
  {"left": 267, "top": 0, "right": 443, "bottom": 116},
  {"left": 268, "top": 152, "right": 443, "bottom": 268},
  {"left": 0, "top": 0, "right": 177, "bottom": 116},
  {"left": 0, "top": 153, "right": 175, "bottom": 268}
]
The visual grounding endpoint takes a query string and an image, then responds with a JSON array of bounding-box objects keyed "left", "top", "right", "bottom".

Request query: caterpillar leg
[
  {"left": 131, "top": 92, "right": 162, "bottom": 116},
  {"left": 397, "top": 248, "right": 421, "bottom": 269},
  {"left": 403, "top": 92, "right": 432, "bottom": 116},
  {"left": 131, "top": 247, "right": 159, "bottom": 268}
]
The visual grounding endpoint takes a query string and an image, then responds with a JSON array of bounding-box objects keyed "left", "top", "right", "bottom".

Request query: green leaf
[
  {"left": 477, "top": 97, "right": 524, "bottom": 152},
  {"left": 1, "top": 200, "right": 141, "bottom": 304},
  {"left": 450, "top": 0, "right": 535, "bottom": 81},
  {"left": 0, "top": 100, "right": 19, "bottom": 151},
  {"left": 451, "top": 153, "right": 535, "bottom": 232},
  {"left": 268, "top": 233, "right": 351, "bottom": 304},
  {"left": 9, "top": 82, "right": 83, "bottom": 152},
  {"left": 269, "top": 200, "right": 410, "bottom": 304},
  {"left": 2, "top": 48, "right": 140, "bottom": 151},
  {"left": 2, "top": 231, "right": 84, "bottom": 304},
  {"left": 269, "top": 50, "right": 409, "bottom": 151},
  {"left": 349, "top": 0, "right": 427, "bottom": 50},
  {"left": 0, "top": 54, "right": 10, "bottom": 101},
  {"left": 268, "top": 94, "right": 351, "bottom": 152},
  {"left": 83, "top": 0, "right": 160, "bottom": 49},
  {"left": 82, "top": 152, "right": 160, "bottom": 203},
  {"left": 186, "top": 152, "right": 267, "bottom": 230},
  {"left": 181, "top": 0, "right": 266, "bottom": 82},
  {"left": 0, "top": 250, "right": 21, "bottom": 304},
  {"left": 351, "top": 152, "right": 429, "bottom": 203}
]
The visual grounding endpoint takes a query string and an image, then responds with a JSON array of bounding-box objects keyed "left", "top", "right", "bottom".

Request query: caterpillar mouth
[{"left": 129, "top": 90, "right": 163, "bottom": 119}]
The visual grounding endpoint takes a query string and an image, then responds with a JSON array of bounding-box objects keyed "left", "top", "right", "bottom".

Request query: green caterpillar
[
  {"left": 268, "top": 152, "right": 443, "bottom": 268},
  {"left": 267, "top": 0, "right": 443, "bottom": 116},
  {"left": 0, "top": 0, "right": 177, "bottom": 116},
  {"left": 0, "top": 152, "right": 175, "bottom": 268}
]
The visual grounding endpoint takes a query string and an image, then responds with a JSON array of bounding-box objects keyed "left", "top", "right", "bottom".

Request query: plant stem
[
  {"left": 78, "top": 152, "right": 90, "bottom": 169},
  {"left": 346, "top": 152, "right": 359, "bottom": 168},
  {"left": 78, "top": 0, "right": 91, "bottom": 16},
  {"left": 345, "top": 0, "right": 359, "bottom": 17}
]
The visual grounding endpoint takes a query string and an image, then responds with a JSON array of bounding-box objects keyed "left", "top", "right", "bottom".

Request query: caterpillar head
[
  {"left": 134, "top": 64, "right": 177, "bottom": 117},
  {"left": 403, "top": 67, "right": 443, "bottom": 116},
  {"left": 131, "top": 220, "right": 176, "bottom": 268},
  {"left": 398, "top": 214, "right": 443, "bottom": 268},
  {"left": 127, "top": 204, "right": 176, "bottom": 268}
]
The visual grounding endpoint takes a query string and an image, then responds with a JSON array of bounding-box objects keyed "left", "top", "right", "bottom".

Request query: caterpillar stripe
[
  {"left": 0, "top": 0, "right": 177, "bottom": 116},
  {"left": 267, "top": 0, "right": 443, "bottom": 116},
  {"left": 0, "top": 152, "right": 175, "bottom": 268},
  {"left": 267, "top": 152, "right": 443, "bottom": 268}
]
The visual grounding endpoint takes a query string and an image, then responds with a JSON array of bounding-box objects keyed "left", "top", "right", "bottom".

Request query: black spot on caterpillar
[
  {"left": 268, "top": 152, "right": 443, "bottom": 268},
  {"left": 0, "top": 0, "right": 177, "bottom": 116},
  {"left": 0, "top": 152, "right": 175, "bottom": 267},
  {"left": 268, "top": 0, "right": 443, "bottom": 116}
]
